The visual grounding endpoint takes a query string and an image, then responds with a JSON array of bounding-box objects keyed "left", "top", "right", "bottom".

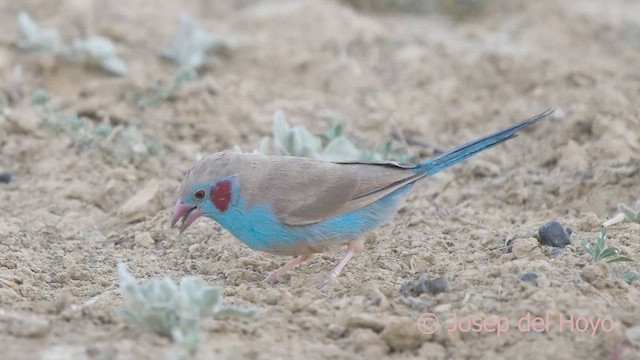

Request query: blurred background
[{"left": 1, "top": 1, "right": 639, "bottom": 359}]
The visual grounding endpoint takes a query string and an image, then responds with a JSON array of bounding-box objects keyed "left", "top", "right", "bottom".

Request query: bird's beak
[{"left": 171, "top": 198, "right": 203, "bottom": 233}]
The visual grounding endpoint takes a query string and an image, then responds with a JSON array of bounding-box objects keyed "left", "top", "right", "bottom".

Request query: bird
[{"left": 172, "top": 109, "right": 553, "bottom": 288}]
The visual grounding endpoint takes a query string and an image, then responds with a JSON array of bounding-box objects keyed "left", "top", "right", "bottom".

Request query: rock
[
  {"left": 347, "top": 314, "right": 386, "bottom": 333},
  {"left": 0, "top": 311, "right": 51, "bottom": 337},
  {"left": 538, "top": 221, "right": 571, "bottom": 247},
  {"left": 117, "top": 180, "right": 162, "bottom": 222},
  {"left": 427, "top": 277, "right": 450, "bottom": 295},
  {"left": 134, "top": 232, "right": 155, "bottom": 248},
  {"left": 520, "top": 272, "right": 539, "bottom": 282},
  {"left": 381, "top": 317, "right": 428, "bottom": 351},
  {"left": 0, "top": 171, "right": 12, "bottom": 184},
  {"left": 400, "top": 273, "right": 450, "bottom": 297}
]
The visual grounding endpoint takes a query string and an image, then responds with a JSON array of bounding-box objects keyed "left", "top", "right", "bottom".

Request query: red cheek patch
[{"left": 210, "top": 180, "right": 232, "bottom": 212}]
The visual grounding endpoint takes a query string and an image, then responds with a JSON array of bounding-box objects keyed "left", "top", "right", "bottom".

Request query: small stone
[
  {"left": 400, "top": 273, "right": 450, "bottom": 297},
  {"left": 538, "top": 220, "right": 572, "bottom": 247},
  {"left": 381, "top": 317, "right": 427, "bottom": 351},
  {"left": 134, "top": 232, "right": 155, "bottom": 248},
  {"left": 346, "top": 314, "right": 386, "bottom": 333},
  {"left": 520, "top": 272, "right": 538, "bottom": 282},
  {"left": 0, "top": 171, "right": 12, "bottom": 184},
  {"left": 427, "top": 277, "right": 450, "bottom": 295}
]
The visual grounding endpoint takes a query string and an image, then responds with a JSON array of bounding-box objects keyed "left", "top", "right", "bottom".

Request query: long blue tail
[{"left": 416, "top": 109, "right": 553, "bottom": 175}]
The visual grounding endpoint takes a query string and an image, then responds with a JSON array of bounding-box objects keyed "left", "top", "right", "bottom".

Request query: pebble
[
  {"left": 538, "top": 220, "right": 572, "bottom": 247},
  {"left": 0, "top": 171, "right": 13, "bottom": 184},
  {"left": 520, "top": 272, "right": 539, "bottom": 282}
]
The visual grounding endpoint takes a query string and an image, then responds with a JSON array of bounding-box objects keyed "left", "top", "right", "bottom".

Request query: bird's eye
[{"left": 194, "top": 189, "right": 206, "bottom": 200}]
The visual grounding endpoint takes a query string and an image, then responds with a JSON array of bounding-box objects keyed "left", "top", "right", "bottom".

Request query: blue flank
[{"left": 201, "top": 180, "right": 413, "bottom": 253}]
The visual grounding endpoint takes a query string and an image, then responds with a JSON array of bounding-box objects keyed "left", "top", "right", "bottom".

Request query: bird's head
[{"left": 171, "top": 151, "right": 239, "bottom": 232}]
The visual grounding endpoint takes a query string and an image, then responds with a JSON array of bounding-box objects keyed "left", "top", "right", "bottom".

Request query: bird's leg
[
  {"left": 317, "top": 238, "right": 365, "bottom": 289},
  {"left": 264, "top": 254, "right": 315, "bottom": 285}
]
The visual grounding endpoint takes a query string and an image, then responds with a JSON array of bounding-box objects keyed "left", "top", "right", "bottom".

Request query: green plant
[
  {"left": 256, "top": 110, "right": 416, "bottom": 162},
  {"left": 17, "top": 12, "right": 128, "bottom": 76},
  {"left": 34, "top": 89, "right": 159, "bottom": 164},
  {"left": 17, "top": 11, "right": 62, "bottom": 52},
  {"left": 581, "top": 228, "right": 633, "bottom": 264},
  {"left": 620, "top": 271, "right": 640, "bottom": 285},
  {"left": 135, "top": 68, "right": 197, "bottom": 108},
  {"left": 160, "top": 13, "right": 231, "bottom": 71},
  {"left": 617, "top": 201, "right": 640, "bottom": 224},
  {"left": 117, "top": 264, "right": 255, "bottom": 358},
  {"left": 602, "top": 200, "right": 640, "bottom": 227}
]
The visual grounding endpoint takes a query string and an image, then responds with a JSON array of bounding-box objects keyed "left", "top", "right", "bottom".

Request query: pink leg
[
  {"left": 317, "top": 249, "right": 355, "bottom": 289},
  {"left": 264, "top": 254, "right": 314, "bottom": 285}
]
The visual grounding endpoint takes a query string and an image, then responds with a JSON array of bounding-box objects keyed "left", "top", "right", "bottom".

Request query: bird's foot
[
  {"left": 316, "top": 249, "right": 355, "bottom": 289},
  {"left": 263, "top": 254, "right": 314, "bottom": 286}
]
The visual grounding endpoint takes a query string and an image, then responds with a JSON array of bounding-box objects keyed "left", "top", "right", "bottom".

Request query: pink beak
[{"left": 171, "top": 198, "right": 203, "bottom": 233}]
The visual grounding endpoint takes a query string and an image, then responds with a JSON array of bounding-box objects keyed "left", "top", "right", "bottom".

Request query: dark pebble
[
  {"left": 538, "top": 220, "right": 571, "bottom": 247},
  {"left": 0, "top": 171, "right": 12, "bottom": 184},
  {"left": 520, "top": 272, "right": 539, "bottom": 282},
  {"left": 400, "top": 273, "right": 450, "bottom": 297}
]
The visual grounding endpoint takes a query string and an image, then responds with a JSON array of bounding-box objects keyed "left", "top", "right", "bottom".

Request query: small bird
[{"left": 172, "top": 109, "right": 553, "bottom": 288}]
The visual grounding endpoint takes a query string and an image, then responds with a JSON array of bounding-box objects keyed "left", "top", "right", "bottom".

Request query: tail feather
[{"left": 417, "top": 109, "right": 554, "bottom": 175}]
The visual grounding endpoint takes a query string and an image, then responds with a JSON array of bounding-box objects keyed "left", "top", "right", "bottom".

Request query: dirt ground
[{"left": 1, "top": 0, "right": 639, "bottom": 359}]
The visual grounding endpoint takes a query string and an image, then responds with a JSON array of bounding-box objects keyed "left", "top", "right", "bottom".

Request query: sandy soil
[{"left": 1, "top": 0, "right": 639, "bottom": 359}]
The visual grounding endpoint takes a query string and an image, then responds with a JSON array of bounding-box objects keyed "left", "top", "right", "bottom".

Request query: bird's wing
[{"left": 239, "top": 155, "right": 423, "bottom": 226}]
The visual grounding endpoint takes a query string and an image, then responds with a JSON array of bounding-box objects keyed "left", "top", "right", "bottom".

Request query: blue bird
[{"left": 172, "top": 109, "right": 553, "bottom": 288}]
